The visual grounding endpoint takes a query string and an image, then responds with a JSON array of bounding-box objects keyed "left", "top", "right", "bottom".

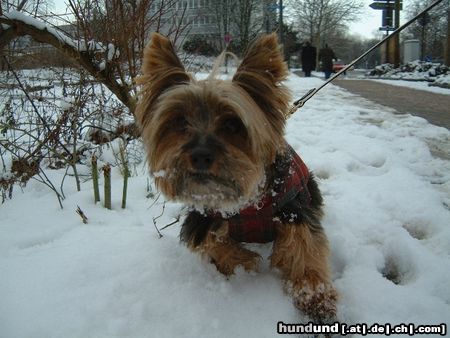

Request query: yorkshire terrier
[{"left": 136, "top": 33, "right": 337, "bottom": 323}]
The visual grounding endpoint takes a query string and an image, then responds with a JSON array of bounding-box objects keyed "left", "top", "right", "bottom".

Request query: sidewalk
[{"left": 332, "top": 78, "right": 450, "bottom": 130}]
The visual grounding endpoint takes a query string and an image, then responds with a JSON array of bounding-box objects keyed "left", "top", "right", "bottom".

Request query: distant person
[
  {"left": 301, "top": 41, "right": 316, "bottom": 77},
  {"left": 319, "top": 44, "right": 336, "bottom": 79}
]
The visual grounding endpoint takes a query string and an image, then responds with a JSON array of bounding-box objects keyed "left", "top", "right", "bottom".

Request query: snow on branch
[{"left": 0, "top": 10, "right": 134, "bottom": 114}]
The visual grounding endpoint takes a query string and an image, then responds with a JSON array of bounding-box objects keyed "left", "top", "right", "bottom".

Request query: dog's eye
[
  {"left": 221, "top": 117, "right": 244, "bottom": 135},
  {"left": 173, "top": 116, "right": 188, "bottom": 131}
]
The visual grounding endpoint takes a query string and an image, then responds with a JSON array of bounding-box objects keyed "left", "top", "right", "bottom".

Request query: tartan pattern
[{"left": 226, "top": 146, "right": 311, "bottom": 243}]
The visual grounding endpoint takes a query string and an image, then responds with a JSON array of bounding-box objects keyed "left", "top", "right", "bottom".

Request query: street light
[{"left": 279, "top": 0, "right": 284, "bottom": 59}]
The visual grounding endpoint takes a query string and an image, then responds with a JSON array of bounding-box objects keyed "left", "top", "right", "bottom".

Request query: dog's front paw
[
  {"left": 211, "top": 247, "right": 261, "bottom": 276},
  {"left": 291, "top": 281, "right": 337, "bottom": 324}
]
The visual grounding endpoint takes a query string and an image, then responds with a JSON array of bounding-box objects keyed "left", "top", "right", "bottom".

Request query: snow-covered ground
[
  {"left": 367, "top": 61, "right": 450, "bottom": 90},
  {"left": 1, "top": 74, "right": 450, "bottom": 338}
]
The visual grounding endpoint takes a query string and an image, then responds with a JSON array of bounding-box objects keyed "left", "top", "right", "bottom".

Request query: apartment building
[{"left": 149, "top": 0, "right": 278, "bottom": 49}]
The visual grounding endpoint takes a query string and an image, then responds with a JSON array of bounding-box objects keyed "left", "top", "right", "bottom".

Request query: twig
[
  {"left": 32, "top": 167, "right": 64, "bottom": 209},
  {"left": 76, "top": 205, "right": 88, "bottom": 224},
  {"left": 147, "top": 191, "right": 161, "bottom": 209},
  {"left": 119, "top": 143, "right": 129, "bottom": 209},
  {"left": 159, "top": 214, "right": 181, "bottom": 231},
  {"left": 91, "top": 155, "right": 100, "bottom": 203},
  {"left": 103, "top": 163, "right": 111, "bottom": 210},
  {"left": 2, "top": 56, "right": 73, "bottom": 157},
  {"left": 152, "top": 201, "right": 165, "bottom": 238}
]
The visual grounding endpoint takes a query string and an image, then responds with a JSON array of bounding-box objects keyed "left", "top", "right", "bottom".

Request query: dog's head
[{"left": 136, "top": 33, "right": 291, "bottom": 212}]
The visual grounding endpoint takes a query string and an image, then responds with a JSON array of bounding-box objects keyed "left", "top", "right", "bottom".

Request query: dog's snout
[{"left": 190, "top": 147, "right": 215, "bottom": 171}]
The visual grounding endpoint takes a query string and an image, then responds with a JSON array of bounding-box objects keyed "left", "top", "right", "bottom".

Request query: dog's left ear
[
  {"left": 136, "top": 33, "right": 190, "bottom": 128},
  {"left": 233, "top": 33, "right": 290, "bottom": 129}
]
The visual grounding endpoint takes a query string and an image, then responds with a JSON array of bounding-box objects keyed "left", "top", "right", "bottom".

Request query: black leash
[{"left": 287, "top": 0, "right": 445, "bottom": 116}]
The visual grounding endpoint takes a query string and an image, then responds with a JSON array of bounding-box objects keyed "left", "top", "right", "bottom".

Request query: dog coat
[{"left": 226, "top": 146, "right": 311, "bottom": 243}]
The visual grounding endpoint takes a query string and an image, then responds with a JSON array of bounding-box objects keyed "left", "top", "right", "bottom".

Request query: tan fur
[
  {"left": 136, "top": 36, "right": 288, "bottom": 208},
  {"left": 271, "top": 223, "right": 330, "bottom": 282},
  {"left": 135, "top": 33, "right": 191, "bottom": 129},
  {"left": 233, "top": 34, "right": 291, "bottom": 134},
  {"left": 271, "top": 223, "right": 337, "bottom": 321},
  {"left": 136, "top": 32, "right": 337, "bottom": 323},
  {"left": 190, "top": 221, "right": 261, "bottom": 276},
  {"left": 145, "top": 83, "right": 270, "bottom": 207}
]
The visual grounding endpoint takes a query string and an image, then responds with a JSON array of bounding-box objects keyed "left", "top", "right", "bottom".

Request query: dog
[{"left": 136, "top": 32, "right": 337, "bottom": 323}]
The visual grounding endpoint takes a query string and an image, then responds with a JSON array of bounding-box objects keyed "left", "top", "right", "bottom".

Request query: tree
[
  {"left": 403, "top": 0, "right": 448, "bottom": 62},
  {"left": 209, "top": 0, "right": 233, "bottom": 50},
  {"left": 207, "top": 0, "right": 263, "bottom": 54},
  {"left": 331, "top": 33, "right": 381, "bottom": 68},
  {"left": 0, "top": 0, "right": 54, "bottom": 16},
  {"left": 0, "top": 0, "right": 190, "bottom": 204},
  {"left": 0, "top": 0, "right": 188, "bottom": 115},
  {"left": 282, "top": 23, "right": 301, "bottom": 61},
  {"left": 287, "top": 0, "right": 364, "bottom": 52},
  {"left": 233, "top": 0, "right": 262, "bottom": 53},
  {"left": 182, "top": 34, "right": 218, "bottom": 55}
]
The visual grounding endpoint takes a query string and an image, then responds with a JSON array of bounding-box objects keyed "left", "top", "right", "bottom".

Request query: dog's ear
[
  {"left": 233, "top": 33, "right": 290, "bottom": 130},
  {"left": 140, "top": 33, "right": 188, "bottom": 79},
  {"left": 136, "top": 33, "right": 190, "bottom": 127}
]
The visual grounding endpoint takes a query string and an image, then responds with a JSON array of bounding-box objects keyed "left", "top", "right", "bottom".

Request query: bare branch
[
  {"left": 0, "top": 11, "right": 136, "bottom": 114},
  {"left": 76, "top": 205, "right": 89, "bottom": 224}
]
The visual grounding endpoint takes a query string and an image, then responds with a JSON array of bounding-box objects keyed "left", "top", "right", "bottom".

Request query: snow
[
  {"left": 58, "top": 98, "right": 74, "bottom": 111},
  {"left": 3, "top": 10, "right": 79, "bottom": 50},
  {"left": 369, "top": 79, "right": 450, "bottom": 95},
  {"left": 367, "top": 61, "right": 450, "bottom": 91},
  {"left": 1, "top": 74, "right": 450, "bottom": 337},
  {"left": 433, "top": 74, "right": 450, "bottom": 89},
  {"left": 2, "top": 11, "right": 119, "bottom": 70},
  {"left": 107, "top": 43, "right": 120, "bottom": 61}
]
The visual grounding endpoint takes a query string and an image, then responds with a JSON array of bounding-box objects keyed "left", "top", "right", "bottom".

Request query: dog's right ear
[
  {"left": 232, "top": 33, "right": 290, "bottom": 135},
  {"left": 136, "top": 33, "right": 190, "bottom": 127}
]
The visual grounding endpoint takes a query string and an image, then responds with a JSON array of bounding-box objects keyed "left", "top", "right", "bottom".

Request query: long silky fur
[
  {"left": 136, "top": 32, "right": 337, "bottom": 323},
  {"left": 135, "top": 33, "right": 191, "bottom": 130},
  {"left": 232, "top": 34, "right": 291, "bottom": 134},
  {"left": 180, "top": 210, "right": 223, "bottom": 247}
]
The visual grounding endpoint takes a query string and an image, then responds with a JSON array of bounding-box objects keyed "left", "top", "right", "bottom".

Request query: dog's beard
[
  {"left": 180, "top": 172, "right": 242, "bottom": 211},
  {"left": 157, "top": 166, "right": 266, "bottom": 215}
]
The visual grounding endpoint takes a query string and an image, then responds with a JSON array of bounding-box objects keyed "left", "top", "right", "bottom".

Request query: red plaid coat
[{"left": 224, "top": 146, "right": 311, "bottom": 243}]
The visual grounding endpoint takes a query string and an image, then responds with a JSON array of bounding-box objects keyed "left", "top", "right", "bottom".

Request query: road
[
  {"left": 328, "top": 77, "right": 450, "bottom": 160},
  {"left": 332, "top": 78, "right": 450, "bottom": 130}
]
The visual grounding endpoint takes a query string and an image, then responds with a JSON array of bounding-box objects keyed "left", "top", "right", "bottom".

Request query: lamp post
[
  {"left": 279, "top": 0, "right": 284, "bottom": 58},
  {"left": 370, "top": 0, "right": 402, "bottom": 65},
  {"left": 393, "top": 0, "right": 401, "bottom": 65},
  {"left": 446, "top": 0, "right": 450, "bottom": 65}
]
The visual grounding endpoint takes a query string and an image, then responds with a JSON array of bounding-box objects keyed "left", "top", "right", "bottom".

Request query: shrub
[{"left": 183, "top": 35, "right": 218, "bottom": 56}]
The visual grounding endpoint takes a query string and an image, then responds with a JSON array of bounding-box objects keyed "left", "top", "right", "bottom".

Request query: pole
[
  {"left": 385, "top": 30, "right": 390, "bottom": 63},
  {"left": 279, "top": 0, "right": 284, "bottom": 58},
  {"left": 393, "top": 0, "right": 400, "bottom": 65},
  {"left": 385, "top": 0, "right": 390, "bottom": 63},
  {"left": 421, "top": 20, "right": 426, "bottom": 60},
  {"left": 445, "top": 0, "right": 450, "bottom": 65}
]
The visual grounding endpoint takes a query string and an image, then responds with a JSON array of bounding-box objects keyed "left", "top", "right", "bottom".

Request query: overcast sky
[
  {"left": 349, "top": 0, "right": 386, "bottom": 39},
  {"left": 349, "top": 0, "right": 412, "bottom": 39}
]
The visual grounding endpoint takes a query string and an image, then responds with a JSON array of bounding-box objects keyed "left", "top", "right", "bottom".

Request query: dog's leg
[
  {"left": 191, "top": 222, "right": 261, "bottom": 276},
  {"left": 271, "top": 223, "right": 337, "bottom": 322}
]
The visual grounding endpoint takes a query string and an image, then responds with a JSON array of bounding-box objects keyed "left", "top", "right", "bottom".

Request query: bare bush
[{"left": 0, "top": 0, "right": 189, "bottom": 206}]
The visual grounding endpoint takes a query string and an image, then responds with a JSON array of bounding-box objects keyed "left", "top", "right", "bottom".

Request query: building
[{"left": 149, "top": 0, "right": 278, "bottom": 51}]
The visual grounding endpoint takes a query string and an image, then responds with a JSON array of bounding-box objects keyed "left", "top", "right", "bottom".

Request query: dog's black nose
[{"left": 190, "top": 147, "right": 215, "bottom": 171}]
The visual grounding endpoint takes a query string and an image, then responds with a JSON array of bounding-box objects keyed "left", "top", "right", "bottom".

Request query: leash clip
[{"left": 287, "top": 88, "right": 316, "bottom": 117}]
